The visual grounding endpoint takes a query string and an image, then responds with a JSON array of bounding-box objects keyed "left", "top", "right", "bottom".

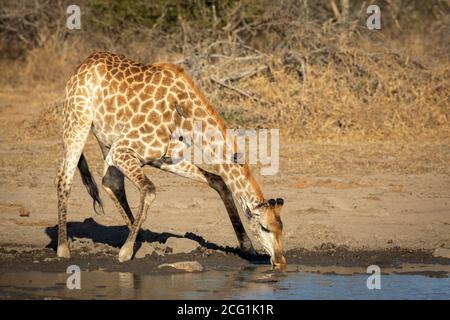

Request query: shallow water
[{"left": 0, "top": 265, "right": 449, "bottom": 299}]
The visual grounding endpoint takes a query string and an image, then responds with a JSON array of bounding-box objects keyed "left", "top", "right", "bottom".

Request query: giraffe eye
[{"left": 260, "top": 224, "right": 270, "bottom": 233}]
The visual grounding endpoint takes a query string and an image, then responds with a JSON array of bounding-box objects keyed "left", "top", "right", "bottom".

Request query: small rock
[
  {"left": 155, "top": 243, "right": 170, "bottom": 255},
  {"left": 135, "top": 242, "right": 156, "bottom": 259},
  {"left": 93, "top": 243, "right": 119, "bottom": 254},
  {"left": 158, "top": 261, "right": 204, "bottom": 272},
  {"left": 43, "top": 257, "right": 54, "bottom": 262},
  {"left": 432, "top": 247, "right": 450, "bottom": 259},
  {"left": 135, "top": 242, "right": 168, "bottom": 258},
  {"left": 165, "top": 237, "right": 199, "bottom": 254},
  {"left": 19, "top": 207, "right": 30, "bottom": 217},
  {"left": 70, "top": 237, "right": 95, "bottom": 251}
]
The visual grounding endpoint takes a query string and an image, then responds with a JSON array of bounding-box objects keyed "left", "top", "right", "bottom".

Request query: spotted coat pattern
[{"left": 55, "top": 52, "right": 284, "bottom": 264}]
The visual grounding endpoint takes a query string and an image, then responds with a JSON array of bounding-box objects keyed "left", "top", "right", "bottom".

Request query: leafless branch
[
  {"left": 219, "top": 65, "right": 269, "bottom": 82},
  {"left": 211, "top": 77, "right": 259, "bottom": 103}
]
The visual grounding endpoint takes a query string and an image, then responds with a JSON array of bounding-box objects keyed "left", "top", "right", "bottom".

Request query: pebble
[
  {"left": 19, "top": 207, "right": 30, "bottom": 217},
  {"left": 432, "top": 247, "right": 450, "bottom": 259},
  {"left": 158, "top": 261, "right": 204, "bottom": 272},
  {"left": 165, "top": 237, "right": 199, "bottom": 254}
]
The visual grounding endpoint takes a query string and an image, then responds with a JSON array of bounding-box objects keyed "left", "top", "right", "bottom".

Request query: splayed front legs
[{"left": 154, "top": 158, "right": 256, "bottom": 255}]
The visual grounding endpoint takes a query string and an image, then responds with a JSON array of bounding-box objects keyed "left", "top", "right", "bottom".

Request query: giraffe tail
[{"left": 78, "top": 153, "right": 104, "bottom": 214}]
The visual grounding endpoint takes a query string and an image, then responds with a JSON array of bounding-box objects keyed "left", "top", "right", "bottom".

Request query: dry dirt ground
[{"left": 0, "top": 87, "right": 449, "bottom": 272}]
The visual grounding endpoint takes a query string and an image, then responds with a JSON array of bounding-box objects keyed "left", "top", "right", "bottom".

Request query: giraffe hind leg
[
  {"left": 55, "top": 109, "right": 92, "bottom": 258},
  {"left": 95, "top": 140, "right": 136, "bottom": 231},
  {"left": 102, "top": 165, "right": 135, "bottom": 229}
]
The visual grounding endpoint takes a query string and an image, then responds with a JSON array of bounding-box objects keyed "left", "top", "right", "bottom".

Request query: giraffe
[{"left": 55, "top": 51, "right": 286, "bottom": 266}]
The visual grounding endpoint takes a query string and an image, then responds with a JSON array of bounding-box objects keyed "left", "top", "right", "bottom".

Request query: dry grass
[
  {"left": 1, "top": 1, "right": 449, "bottom": 143},
  {"left": 197, "top": 25, "right": 450, "bottom": 141}
]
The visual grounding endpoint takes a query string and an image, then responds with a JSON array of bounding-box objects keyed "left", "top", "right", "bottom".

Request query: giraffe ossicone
[{"left": 55, "top": 51, "right": 286, "bottom": 267}]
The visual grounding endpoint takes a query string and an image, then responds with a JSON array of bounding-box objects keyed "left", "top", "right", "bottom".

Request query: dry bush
[
  {"left": 1, "top": 0, "right": 449, "bottom": 142},
  {"left": 180, "top": 20, "right": 449, "bottom": 141}
]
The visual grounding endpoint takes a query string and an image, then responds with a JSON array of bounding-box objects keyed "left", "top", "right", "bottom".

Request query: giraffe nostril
[{"left": 179, "top": 136, "right": 183, "bottom": 142}]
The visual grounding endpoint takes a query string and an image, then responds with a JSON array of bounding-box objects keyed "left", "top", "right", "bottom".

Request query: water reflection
[
  {"left": 0, "top": 264, "right": 448, "bottom": 300},
  {"left": 118, "top": 272, "right": 135, "bottom": 299}
]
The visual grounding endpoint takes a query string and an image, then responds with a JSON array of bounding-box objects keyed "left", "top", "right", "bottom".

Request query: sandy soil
[{"left": 0, "top": 88, "right": 449, "bottom": 271}]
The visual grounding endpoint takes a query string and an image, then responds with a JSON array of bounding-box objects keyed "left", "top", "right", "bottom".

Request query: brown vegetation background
[{"left": 0, "top": 0, "right": 449, "bottom": 173}]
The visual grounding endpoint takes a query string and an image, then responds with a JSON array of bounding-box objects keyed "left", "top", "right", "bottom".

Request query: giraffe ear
[{"left": 274, "top": 198, "right": 284, "bottom": 216}]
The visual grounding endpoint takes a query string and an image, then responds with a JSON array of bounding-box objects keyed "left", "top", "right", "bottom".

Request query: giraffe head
[{"left": 250, "top": 198, "right": 286, "bottom": 267}]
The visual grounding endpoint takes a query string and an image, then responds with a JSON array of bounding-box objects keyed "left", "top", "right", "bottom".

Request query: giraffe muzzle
[{"left": 271, "top": 252, "right": 286, "bottom": 268}]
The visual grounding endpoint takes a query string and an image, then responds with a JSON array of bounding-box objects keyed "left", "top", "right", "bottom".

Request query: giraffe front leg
[
  {"left": 108, "top": 147, "right": 156, "bottom": 262},
  {"left": 154, "top": 158, "right": 256, "bottom": 255},
  {"left": 56, "top": 163, "right": 71, "bottom": 259},
  {"left": 203, "top": 172, "right": 256, "bottom": 255}
]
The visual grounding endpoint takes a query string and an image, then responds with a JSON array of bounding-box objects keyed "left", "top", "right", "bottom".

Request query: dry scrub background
[{"left": 0, "top": 0, "right": 449, "bottom": 172}]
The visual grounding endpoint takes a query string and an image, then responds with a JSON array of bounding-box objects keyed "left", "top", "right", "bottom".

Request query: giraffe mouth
[{"left": 271, "top": 254, "right": 287, "bottom": 267}]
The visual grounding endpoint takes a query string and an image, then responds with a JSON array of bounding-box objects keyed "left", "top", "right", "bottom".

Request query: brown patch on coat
[
  {"left": 155, "top": 87, "right": 167, "bottom": 101},
  {"left": 131, "top": 114, "right": 146, "bottom": 127}
]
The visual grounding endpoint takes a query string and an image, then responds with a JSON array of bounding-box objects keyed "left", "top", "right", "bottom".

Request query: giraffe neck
[
  {"left": 176, "top": 69, "right": 265, "bottom": 214},
  {"left": 219, "top": 163, "right": 265, "bottom": 218}
]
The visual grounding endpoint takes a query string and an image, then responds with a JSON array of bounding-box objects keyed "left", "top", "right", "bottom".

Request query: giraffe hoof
[
  {"left": 118, "top": 242, "right": 134, "bottom": 262},
  {"left": 57, "top": 244, "right": 71, "bottom": 258}
]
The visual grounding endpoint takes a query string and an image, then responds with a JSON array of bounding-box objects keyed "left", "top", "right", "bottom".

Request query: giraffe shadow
[{"left": 45, "top": 218, "right": 269, "bottom": 263}]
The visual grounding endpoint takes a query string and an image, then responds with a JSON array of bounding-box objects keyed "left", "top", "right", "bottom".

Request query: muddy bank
[
  {"left": 1, "top": 242, "right": 449, "bottom": 276},
  {"left": 1, "top": 89, "right": 450, "bottom": 279},
  {"left": 285, "top": 246, "right": 450, "bottom": 268}
]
